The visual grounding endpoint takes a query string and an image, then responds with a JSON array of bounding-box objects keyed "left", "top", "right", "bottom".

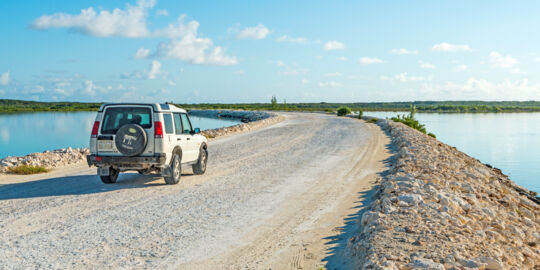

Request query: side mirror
[{"left": 192, "top": 128, "right": 200, "bottom": 134}]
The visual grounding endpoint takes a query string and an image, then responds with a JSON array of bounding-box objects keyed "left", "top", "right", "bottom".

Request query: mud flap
[
  {"left": 161, "top": 165, "right": 172, "bottom": 177},
  {"left": 98, "top": 167, "right": 110, "bottom": 176}
]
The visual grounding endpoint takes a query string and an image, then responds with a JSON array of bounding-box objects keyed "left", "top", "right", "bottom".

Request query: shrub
[
  {"left": 7, "top": 165, "right": 50, "bottom": 175},
  {"left": 336, "top": 106, "right": 351, "bottom": 116},
  {"left": 358, "top": 110, "right": 363, "bottom": 119},
  {"left": 368, "top": 118, "right": 378, "bottom": 124},
  {"left": 428, "top": 132, "right": 436, "bottom": 138}
]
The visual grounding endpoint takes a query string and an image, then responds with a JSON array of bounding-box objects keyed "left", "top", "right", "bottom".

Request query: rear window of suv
[{"left": 101, "top": 107, "right": 152, "bottom": 134}]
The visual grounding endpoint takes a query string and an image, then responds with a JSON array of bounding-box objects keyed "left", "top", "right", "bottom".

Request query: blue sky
[{"left": 1, "top": 0, "right": 540, "bottom": 103}]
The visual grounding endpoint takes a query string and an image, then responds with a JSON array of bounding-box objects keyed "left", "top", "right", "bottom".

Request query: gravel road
[{"left": 0, "top": 112, "right": 391, "bottom": 269}]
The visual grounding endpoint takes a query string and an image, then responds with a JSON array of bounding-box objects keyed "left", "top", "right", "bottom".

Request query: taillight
[
  {"left": 91, "top": 121, "right": 100, "bottom": 138},
  {"left": 154, "top": 121, "right": 163, "bottom": 138}
]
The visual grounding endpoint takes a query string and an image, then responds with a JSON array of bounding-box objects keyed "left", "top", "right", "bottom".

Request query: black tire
[
  {"left": 100, "top": 167, "right": 119, "bottom": 184},
  {"left": 192, "top": 147, "right": 207, "bottom": 175},
  {"left": 164, "top": 153, "right": 181, "bottom": 185},
  {"left": 115, "top": 124, "right": 147, "bottom": 157}
]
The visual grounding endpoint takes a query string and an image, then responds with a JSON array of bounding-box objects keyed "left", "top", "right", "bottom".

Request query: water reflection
[
  {"left": 0, "top": 112, "right": 241, "bottom": 159},
  {"left": 367, "top": 112, "right": 540, "bottom": 193}
]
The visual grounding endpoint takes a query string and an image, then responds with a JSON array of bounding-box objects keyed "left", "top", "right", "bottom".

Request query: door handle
[
  {"left": 187, "top": 138, "right": 191, "bottom": 140},
  {"left": 177, "top": 138, "right": 181, "bottom": 141}
]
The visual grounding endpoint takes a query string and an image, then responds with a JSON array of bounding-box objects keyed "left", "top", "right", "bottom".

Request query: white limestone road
[{"left": 0, "top": 112, "right": 391, "bottom": 269}]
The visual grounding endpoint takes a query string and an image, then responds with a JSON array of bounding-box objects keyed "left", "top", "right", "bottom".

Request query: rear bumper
[{"left": 87, "top": 153, "right": 166, "bottom": 167}]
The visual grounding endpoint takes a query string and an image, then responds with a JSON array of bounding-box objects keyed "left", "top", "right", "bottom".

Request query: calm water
[
  {"left": 0, "top": 112, "right": 241, "bottom": 159},
  {"left": 367, "top": 112, "right": 540, "bottom": 193}
]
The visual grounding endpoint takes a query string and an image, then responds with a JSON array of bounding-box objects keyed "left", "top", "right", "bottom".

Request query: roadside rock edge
[
  {"left": 0, "top": 111, "right": 283, "bottom": 173},
  {"left": 346, "top": 119, "right": 540, "bottom": 269}
]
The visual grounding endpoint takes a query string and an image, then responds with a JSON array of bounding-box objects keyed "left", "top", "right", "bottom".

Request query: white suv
[{"left": 87, "top": 103, "right": 208, "bottom": 185}]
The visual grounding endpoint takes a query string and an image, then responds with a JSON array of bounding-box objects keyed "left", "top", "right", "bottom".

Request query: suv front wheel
[
  {"left": 164, "top": 153, "right": 181, "bottom": 185},
  {"left": 192, "top": 147, "right": 207, "bottom": 175}
]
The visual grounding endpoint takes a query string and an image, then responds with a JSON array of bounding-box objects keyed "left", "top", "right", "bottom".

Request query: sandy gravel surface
[{"left": 0, "top": 112, "right": 390, "bottom": 269}]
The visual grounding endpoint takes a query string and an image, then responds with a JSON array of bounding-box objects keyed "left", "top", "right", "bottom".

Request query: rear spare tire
[{"left": 115, "top": 124, "right": 147, "bottom": 157}]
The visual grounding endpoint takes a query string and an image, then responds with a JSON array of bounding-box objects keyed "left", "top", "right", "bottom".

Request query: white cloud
[
  {"left": 155, "top": 9, "right": 168, "bottom": 16},
  {"left": 31, "top": 0, "right": 155, "bottom": 38},
  {"left": 83, "top": 80, "right": 94, "bottom": 95},
  {"left": 488, "top": 51, "right": 518, "bottom": 68},
  {"left": 277, "top": 35, "right": 306, "bottom": 43},
  {"left": 301, "top": 78, "right": 309, "bottom": 85},
  {"left": 318, "top": 81, "right": 343, "bottom": 88},
  {"left": 167, "top": 80, "right": 176, "bottom": 86},
  {"left": 148, "top": 60, "right": 161, "bottom": 79},
  {"left": 152, "top": 22, "right": 237, "bottom": 65},
  {"left": 421, "top": 78, "right": 540, "bottom": 100},
  {"left": 324, "top": 40, "right": 344, "bottom": 51},
  {"left": 232, "top": 70, "right": 245, "bottom": 75},
  {"left": 359, "top": 57, "right": 383, "bottom": 65},
  {"left": 236, "top": 24, "right": 269, "bottom": 40},
  {"left": 0, "top": 72, "right": 10, "bottom": 85},
  {"left": 135, "top": 47, "right": 150, "bottom": 59},
  {"left": 395, "top": 72, "right": 424, "bottom": 82},
  {"left": 419, "top": 61, "right": 435, "bottom": 69},
  {"left": 325, "top": 72, "right": 342, "bottom": 77},
  {"left": 382, "top": 72, "right": 424, "bottom": 82},
  {"left": 432, "top": 42, "right": 471, "bottom": 52},
  {"left": 152, "top": 16, "right": 200, "bottom": 39},
  {"left": 336, "top": 56, "right": 348, "bottom": 61},
  {"left": 389, "top": 48, "right": 418, "bottom": 55},
  {"left": 455, "top": 64, "right": 468, "bottom": 72}
]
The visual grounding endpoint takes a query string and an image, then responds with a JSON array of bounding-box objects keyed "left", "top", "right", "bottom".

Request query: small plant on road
[
  {"left": 8, "top": 164, "right": 50, "bottom": 175},
  {"left": 336, "top": 106, "right": 351, "bottom": 116},
  {"left": 358, "top": 109, "right": 363, "bottom": 119}
]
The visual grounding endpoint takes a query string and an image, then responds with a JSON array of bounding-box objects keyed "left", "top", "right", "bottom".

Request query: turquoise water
[
  {"left": 367, "top": 112, "right": 540, "bottom": 193},
  {"left": 0, "top": 112, "right": 241, "bottom": 159}
]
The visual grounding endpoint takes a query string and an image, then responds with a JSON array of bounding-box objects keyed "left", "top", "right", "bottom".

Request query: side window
[
  {"left": 173, "top": 113, "right": 183, "bottom": 135},
  {"left": 180, "top": 114, "right": 192, "bottom": 134},
  {"left": 163, "top": 114, "right": 174, "bottom": 134}
]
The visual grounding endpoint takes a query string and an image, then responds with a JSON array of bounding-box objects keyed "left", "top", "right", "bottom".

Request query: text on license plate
[{"left": 98, "top": 140, "right": 113, "bottom": 150}]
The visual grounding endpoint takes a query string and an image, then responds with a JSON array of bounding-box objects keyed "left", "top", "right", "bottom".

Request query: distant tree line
[{"left": 3, "top": 98, "right": 540, "bottom": 113}]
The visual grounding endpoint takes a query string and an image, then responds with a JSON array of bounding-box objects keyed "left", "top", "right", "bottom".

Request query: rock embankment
[
  {"left": 347, "top": 119, "right": 540, "bottom": 269},
  {"left": 0, "top": 111, "right": 282, "bottom": 174},
  {"left": 0, "top": 148, "right": 90, "bottom": 173},
  {"left": 194, "top": 110, "right": 284, "bottom": 138}
]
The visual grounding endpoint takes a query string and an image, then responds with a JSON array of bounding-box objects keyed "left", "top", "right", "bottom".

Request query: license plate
[{"left": 98, "top": 140, "right": 113, "bottom": 150}]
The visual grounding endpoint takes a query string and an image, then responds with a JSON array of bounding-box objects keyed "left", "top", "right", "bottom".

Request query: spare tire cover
[{"left": 115, "top": 124, "right": 148, "bottom": 157}]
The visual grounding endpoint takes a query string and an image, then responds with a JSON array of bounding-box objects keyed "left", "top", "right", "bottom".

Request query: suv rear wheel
[
  {"left": 100, "top": 167, "right": 119, "bottom": 184},
  {"left": 164, "top": 153, "right": 181, "bottom": 185},
  {"left": 192, "top": 147, "right": 207, "bottom": 175}
]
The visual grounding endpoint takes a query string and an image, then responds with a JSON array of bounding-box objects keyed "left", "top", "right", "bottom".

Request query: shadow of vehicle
[{"left": 0, "top": 172, "right": 193, "bottom": 200}]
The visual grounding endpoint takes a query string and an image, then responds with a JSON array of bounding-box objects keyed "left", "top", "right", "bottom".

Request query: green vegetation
[
  {"left": 358, "top": 109, "right": 363, "bottom": 119},
  {"left": 391, "top": 105, "right": 436, "bottom": 138},
  {"left": 7, "top": 165, "right": 51, "bottom": 174},
  {"left": 0, "top": 99, "right": 101, "bottom": 113},
  {"left": 336, "top": 106, "right": 351, "bottom": 116},
  {"left": 3, "top": 99, "right": 540, "bottom": 114},
  {"left": 367, "top": 118, "right": 378, "bottom": 124}
]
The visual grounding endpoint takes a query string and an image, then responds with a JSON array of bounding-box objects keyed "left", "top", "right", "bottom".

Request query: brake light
[
  {"left": 154, "top": 121, "right": 163, "bottom": 138},
  {"left": 95, "top": 156, "right": 102, "bottom": 161},
  {"left": 91, "top": 121, "right": 100, "bottom": 138}
]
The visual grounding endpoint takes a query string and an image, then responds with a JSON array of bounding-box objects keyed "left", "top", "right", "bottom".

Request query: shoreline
[
  {"left": 346, "top": 118, "right": 540, "bottom": 269},
  {"left": 0, "top": 110, "right": 283, "bottom": 174}
]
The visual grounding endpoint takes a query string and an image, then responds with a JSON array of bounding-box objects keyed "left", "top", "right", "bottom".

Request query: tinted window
[
  {"left": 163, "top": 114, "right": 174, "bottom": 134},
  {"left": 173, "top": 113, "right": 182, "bottom": 135},
  {"left": 180, "top": 114, "right": 192, "bottom": 133},
  {"left": 101, "top": 107, "right": 152, "bottom": 134}
]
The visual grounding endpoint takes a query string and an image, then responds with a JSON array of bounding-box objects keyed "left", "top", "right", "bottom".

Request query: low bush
[
  {"left": 7, "top": 165, "right": 50, "bottom": 175},
  {"left": 358, "top": 110, "right": 363, "bottom": 119},
  {"left": 336, "top": 106, "right": 351, "bottom": 116}
]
